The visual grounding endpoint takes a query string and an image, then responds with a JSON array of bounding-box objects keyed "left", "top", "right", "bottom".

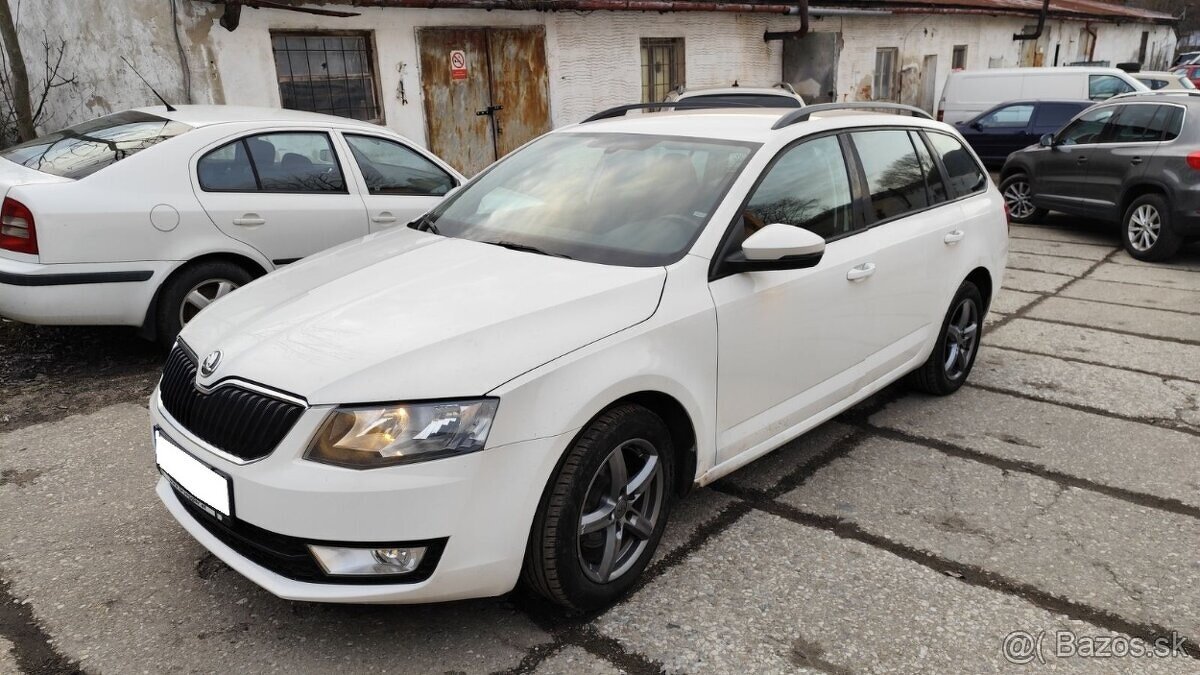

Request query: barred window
[
  {"left": 641, "top": 38, "right": 686, "bottom": 103},
  {"left": 271, "top": 33, "right": 382, "bottom": 122}
]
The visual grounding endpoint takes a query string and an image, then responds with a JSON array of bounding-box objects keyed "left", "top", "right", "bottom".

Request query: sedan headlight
[{"left": 304, "top": 399, "right": 498, "bottom": 469}]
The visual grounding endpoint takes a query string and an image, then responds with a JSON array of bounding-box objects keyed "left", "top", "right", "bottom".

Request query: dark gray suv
[{"left": 999, "top": 92, "right": 1200, "bottom": 260}]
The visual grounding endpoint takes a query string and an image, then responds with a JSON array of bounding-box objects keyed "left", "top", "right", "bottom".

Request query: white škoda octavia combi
[
  {"left": 0, "top": 106, "right": 463, "bottom": 346},
  {"left": 151, "top": 102, "right": 1007, "bottom": 609}
]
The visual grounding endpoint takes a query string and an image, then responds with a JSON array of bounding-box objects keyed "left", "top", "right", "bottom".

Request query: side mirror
[
  {"left": 1039, "top": 133, "right": 1055, "bottom": 148},
  {"left": 970, "top": 121, "right": 983, "bottom": 131},
  {"left": 726, "top": 223, "right": 825, "bottom": 273}
]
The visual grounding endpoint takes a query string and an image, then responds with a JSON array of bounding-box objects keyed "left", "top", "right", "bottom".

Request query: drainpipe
[
  {"left": 1084, "top": 22, "right": 1097, "bottom": 61},
  {"left": 763, "top": 0, "right": 808, "bottom": 41},
  {"left": 1014, "top": 0, "right": 1050, "bottom": 40}
]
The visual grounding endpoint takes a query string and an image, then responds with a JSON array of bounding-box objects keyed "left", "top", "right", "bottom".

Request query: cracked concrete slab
[
  {"left": 1008, "top": 252, "right": 1095, "bottom": 277},
  {"left": 652, "top": 487, "right": 739, "bottom": 567},
  {"left": 989, "top": 289, "right": 1041, "bottom": 315},
  {"left": 870, "top": 387, "right": 1200, "bottom": 510},
  {"left": 988, "top": 318, "right": 1200, "bottom": 382},
  {"left": 1025, "top": 297, "right": 1200, "bottom": 343},
  {"left": 0, "top": 404, "right": 546, "bottom": 674},
  {"left": 971, "top": 348, "right": 1200, "bottom": 428},
  {"left": 1059, "top": 279, "right": 1200, "bottom": 316},
  {"left": 1007, "top": 238, "right": 1113, "bottom": 261},
  {"left": 1110, "top": 250, "right": 1200, "bottom": 273},
  {"left": 1088, "top": 263, "right": 1200, "bottom": 292},
  {"left": 1008, "top": 225, "right": 1117, "bottom": 246},
  {"left": 533, "top": 646, "right": 623, "bottom": 675},
  {"left": 1001, "top": 269, "right": 1075, "bottom": 294},
  {"left": 596, "top": 509, "right": 1187, "bottom": 674},
  {"left": 785, "top": 438, "right": 1200, "bottom": 646}
]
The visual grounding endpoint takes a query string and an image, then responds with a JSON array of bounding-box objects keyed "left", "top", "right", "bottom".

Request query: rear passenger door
[
  {"left": 193, "top": 130, "right": 369, "bottom": 265},
  {"left": 338, "top": 132, "right": 462, "bottom": 233},
  {"left": 1081, "top": 103, "right": 1160, "bottom": 220}
]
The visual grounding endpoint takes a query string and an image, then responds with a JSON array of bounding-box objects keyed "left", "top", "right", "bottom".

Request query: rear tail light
[
  {"left": 1187, "top": 151, "right": 1200, "bottom": 171},
  {"left": 0, "top": 197, "right": 37, "bottom": 254}
]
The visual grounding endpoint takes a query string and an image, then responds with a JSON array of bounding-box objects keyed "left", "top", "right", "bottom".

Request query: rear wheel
[
  {"left": 522, "top": 404, "right": 674, "bottom": 611},
  {"left": 907, "top": 280, "right": 983, "bottom": 396},
  {"left": 1122, "top": 193, "right": 1182, "bottom": 262},
  {"left": 155, "top": 261, "right": 252, "bottom": 348},
  {"left": 999, "top": 173, "right": 1047, "bottom": 224}
]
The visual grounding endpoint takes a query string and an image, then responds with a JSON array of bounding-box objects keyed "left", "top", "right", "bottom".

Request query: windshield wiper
[{"left": 480, "top": 239, "right": 573, "bottom": 259}]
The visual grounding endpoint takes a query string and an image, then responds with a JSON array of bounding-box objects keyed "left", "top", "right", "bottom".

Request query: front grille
[
  {"left": 173, "top": 486, "right": 447, "bottom": 584},
  {"left": 159, "top": 343, "right": 305, "bottom": 462}
]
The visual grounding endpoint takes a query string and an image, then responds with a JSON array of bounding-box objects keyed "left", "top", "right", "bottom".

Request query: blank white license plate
[{"left": 155, "top": 430, "right": 231, "bottom": 518}]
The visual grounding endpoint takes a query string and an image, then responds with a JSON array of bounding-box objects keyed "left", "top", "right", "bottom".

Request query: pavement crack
[{"left": 0, "top": 574, "right": 83, "bottom": 674}]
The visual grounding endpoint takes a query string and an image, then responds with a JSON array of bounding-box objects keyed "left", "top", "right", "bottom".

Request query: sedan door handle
[
  {"left": 1076, "top": 156, "right": 1089, "bottom": 164},
  {"left": 232, "top": 214, "right": 265, "bottom": 226},
  {"left": 1130, "top": 156, "right": 1143, "bottom": 165},
  {"left": 944, "top": 229, "right": 965, "bottom": 245},
  {"left": 846, "top": 262, "right": 876, "bottom": 281},
  {"left": 371, "top": 212, "right": 398, "bottom": 225}
]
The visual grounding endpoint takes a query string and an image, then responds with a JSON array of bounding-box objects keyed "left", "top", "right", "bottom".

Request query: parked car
[
  {"left": 150, "top": 101, "right": 1007, "bottom": 609},
  {"left": 1175, "top": 64, "right": 1200, "bottom": 88},
  {"left": 1172, "top": 51, "right": 1200, "bottom": 68},
  {"left": 956, "top": 99, "right": 1094, "bottom": 167},
  {"left": 666, "top": 82, "right": 805, "bottom": 108},
  {"left": 1000, "top": 92, "right": 1200, "bottom": 260},
  {"left": 1134, "top": 70, "right": 1198, "bottom": 91},
  {"left": 0, "top": 106, "right": 464, "bottom": 346},
  {"left": 938, "top": 67, "right": 1147, "bottom": 124}
]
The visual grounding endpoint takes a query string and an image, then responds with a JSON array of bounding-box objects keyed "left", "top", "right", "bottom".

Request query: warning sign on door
[{"left": 450, "top": 50, "right": 468, "bottom": 80}]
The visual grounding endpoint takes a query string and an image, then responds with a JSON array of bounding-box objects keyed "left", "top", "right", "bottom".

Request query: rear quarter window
[
  {"left": 0, "top": 111, "right": 191, "bottom": 179},
  {"left": 926, "top": 132, "right": 987, "bottom": 199}
]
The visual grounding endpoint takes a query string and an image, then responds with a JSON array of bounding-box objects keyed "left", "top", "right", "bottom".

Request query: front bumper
[
  {"left": 152, "top": 397, "right": 571, "bottom": 603},
  {"left": 0, "top": 256, "right": 171, "bottom": 325}
]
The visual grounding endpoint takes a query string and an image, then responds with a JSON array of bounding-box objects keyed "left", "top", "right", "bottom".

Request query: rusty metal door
[{"left": 417, "top": 27, "right": 550, "bottom": 176}]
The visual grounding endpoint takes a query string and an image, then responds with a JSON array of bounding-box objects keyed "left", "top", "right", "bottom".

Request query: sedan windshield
[{"left": 420, "top": 132, "right": 757, "bottom": 267}]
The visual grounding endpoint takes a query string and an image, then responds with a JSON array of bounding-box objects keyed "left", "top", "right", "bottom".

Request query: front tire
[
  {"left": 155, "top": 261, "right": 252, "bottom": 348},
  {"left": 1122, "top": 193, "right": 1182, "bottom": 262},
  {"left": 907, "top": 280, "right": 984, "bottom": 396},
  {"left": 999, "top": 173, "right": 1047, "bottom": 224},
  {"left": 522, "top": 404, "right": 674, "bottom": 611}
]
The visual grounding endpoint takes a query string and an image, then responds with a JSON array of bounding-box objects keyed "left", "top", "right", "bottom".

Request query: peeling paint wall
[{"left": 10, "top": 3, "right": 1177, "bottom": 147}]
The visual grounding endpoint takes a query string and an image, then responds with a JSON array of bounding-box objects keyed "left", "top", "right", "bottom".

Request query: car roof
[
  {"left": 1135, "top": 71, "right": 1188, "bottom": 78},
  {"left": 677, "top": 87, "right": 800, "bottom": 98},
  {"left": 562, "top": 108, "right": 948, "bottom": 143},
  {"left": 132, "top": 104, "right": 386, "bottom": 131},
  {"left": 1102, "top": 92, "right": 1200, "bottom": 106},
  {"left": 949, "top": 67, "right": 1134, "bottom": 77},
  {"left": 987, "top": 99, "right": 1093, "bottom": 106}
]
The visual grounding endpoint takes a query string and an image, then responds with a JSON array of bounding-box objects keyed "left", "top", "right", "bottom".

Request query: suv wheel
[
  {"left": 1123, "top": 194, "right": 1182, "bottom": 262},
  {"left": 522, "top": 404, "right": 674, "bottom": 611},
  {"left": 155, "top": 261, "right": 253, "bottom": 348},
  {"left": 907, "top": 280, "right": 983, "bottom": 396},
  {"left": 999, "top": 173, "right": 1047, "bottom": 224}
]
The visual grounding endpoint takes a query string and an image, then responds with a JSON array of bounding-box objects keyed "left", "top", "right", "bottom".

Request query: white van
[{"left": 938, "top": 67, "right": 1147, "bottom": 124}]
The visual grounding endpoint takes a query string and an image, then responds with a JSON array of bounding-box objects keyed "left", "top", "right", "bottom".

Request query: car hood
[{"left": 178, "top": 230, "right": 666, "bottom": 404}]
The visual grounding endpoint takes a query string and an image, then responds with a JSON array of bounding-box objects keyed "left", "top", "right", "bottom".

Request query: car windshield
[
  {"left": 0, "top": 111, "right": 191, "bottom": 179},
  {"left": 419, "top": 132, "right": 757, "bottom": 267}
]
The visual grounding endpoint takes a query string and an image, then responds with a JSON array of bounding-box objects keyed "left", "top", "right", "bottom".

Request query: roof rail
[
  {"left": 772, "top": 82, "right": 799, "bottom": 95},
  {"left": 1109, "top": 90, "right": 1200, "bottom": 100},
  {"left": 581, "top": 100, "right": 765, "bottom": 123},
  {"left": 771, "top": 102, "right": 933, "bottom": 130}
]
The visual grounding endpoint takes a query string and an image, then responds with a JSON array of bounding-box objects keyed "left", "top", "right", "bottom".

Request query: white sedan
[
  {"left": 152, "top": 103, "right": 1007, "bottom": 610},
  {"left": 0, "top": 105, "right": 464, "bottom": 346}
]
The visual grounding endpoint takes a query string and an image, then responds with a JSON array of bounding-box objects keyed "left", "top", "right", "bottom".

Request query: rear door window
[
  {"left": 926, "top": 132, "right": 987, "bottom": 199},
  {"left": 1152, "top": 106, "right": 1185, "bottom": 141},
  {"left": 197, "top": 131, "right": 346, "bottom": 193},
  {"left": 1107, "top": 104, "right": 1165, "bottom": 143},
  {"left": 0, "top": 111, "right": 191, "bottom": 179},
  {"left": 850, "top": 129, "right": 932, "bottom": 222}
]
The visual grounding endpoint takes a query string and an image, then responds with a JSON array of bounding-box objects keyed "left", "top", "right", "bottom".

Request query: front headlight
[{"left": 304, "top": 399, "right": 498, "bottom": 469}]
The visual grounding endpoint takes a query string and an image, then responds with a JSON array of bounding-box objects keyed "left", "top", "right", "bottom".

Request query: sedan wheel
[
  {"left": 942, "top": 297, "right": 979, "bottom": 381},
  {"left": 179, "top": 278, "right": 240, "bottom": 326},
  {"left": 578, "top": 439, "right": 664, "bottom": 584},
  {"left": 907, "top": 280, "right": 984, "bottom": 396}
]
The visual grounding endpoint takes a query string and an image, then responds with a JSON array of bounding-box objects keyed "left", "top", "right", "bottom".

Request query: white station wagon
[
  {"left": 0, "top": 105, "right": 464, "bottom": 345},
  {"left": 151, "top": 102, "right": 1008, "bottom": 610}
]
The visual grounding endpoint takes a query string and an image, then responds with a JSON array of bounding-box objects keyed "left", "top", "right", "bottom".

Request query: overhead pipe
[
  {"left": 1013, "top": 0, "right": 1051, "bottom": 40},
  {"left": 217, "top": 0, "right": 808, "bottom": 13}
]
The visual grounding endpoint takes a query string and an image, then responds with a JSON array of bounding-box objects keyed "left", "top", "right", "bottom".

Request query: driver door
[
  {"left": 1033, "top": 106, "right": 1117, "bottom": 216},
  {"left": 709, "top": 134, "right": 881, "bottom": 463}
]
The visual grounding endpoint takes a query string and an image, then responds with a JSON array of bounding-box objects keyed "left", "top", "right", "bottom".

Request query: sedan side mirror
[
  {"left": 725, "top": 223, "right": 825, "bottom": 273},
  {"left": 1039, "top": 133, "right": 1056, "bottom": 148},
  {"left": 970, "top": 121, "right": 983, "bottom": 131}
]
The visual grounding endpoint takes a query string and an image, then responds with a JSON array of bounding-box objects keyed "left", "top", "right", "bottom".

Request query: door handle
[
  {"left": 944, "top": 229, "right": 965, "bottom": 245},
  {"left": 1076, "top": 156, "right": 1089, "bottom": 164},
  {"left": 1130, "top": 156, "right": 1143, "bottom": 165},
  {"left": 846, "top": 262, "right": 876, "bottom": 281},
  {"left": 475, "top": 104, "right": 503, "bottom": 116},
  {"left": 232, "top": 214, "right": 265, "bottom": 226},
  {"left": 371, "top": 212, "right": 398, "bottom": 225}
]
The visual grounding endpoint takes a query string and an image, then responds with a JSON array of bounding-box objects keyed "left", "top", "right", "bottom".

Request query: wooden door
[{"left": 417, "top": 26, "right": 550, "bottom": 176}]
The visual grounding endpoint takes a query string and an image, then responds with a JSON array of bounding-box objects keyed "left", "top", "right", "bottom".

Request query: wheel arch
[
  {"left": 138, "top": 252, "right": 270, "bottom": 340},
  {"left": 1119, "top": 182, "right": 1169, "bottom": 221},
  {"left": 613, "top": 391, "right": 698, "bottom": 498},
  {"left": 964, "top": 266, "right": 993, "bottom": 315}
]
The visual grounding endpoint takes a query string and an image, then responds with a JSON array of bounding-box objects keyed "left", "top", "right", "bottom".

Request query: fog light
[{"left": 309, "top": 544, "right": 426, "bottom": 576}]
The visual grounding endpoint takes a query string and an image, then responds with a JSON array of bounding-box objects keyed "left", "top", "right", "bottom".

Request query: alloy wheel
[
  {"left": 1002, "top": 180, "right": 1035, "bottom": 220},
  {"left": 179, "top": 278, "right": 239, "bottom": 326},
  {"left": 577, "top": 438, "right": 664, "bottom": 584},
  {"left": 1127, "top": 204, "right": 1161, "bottom": 253},
  {"left": 943, "top": 297, "right": 979, "bottom": 380}
]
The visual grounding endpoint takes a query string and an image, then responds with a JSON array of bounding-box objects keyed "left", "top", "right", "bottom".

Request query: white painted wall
[{"left": 9, "top": 2, "right": 1177, "bottom": 151}]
